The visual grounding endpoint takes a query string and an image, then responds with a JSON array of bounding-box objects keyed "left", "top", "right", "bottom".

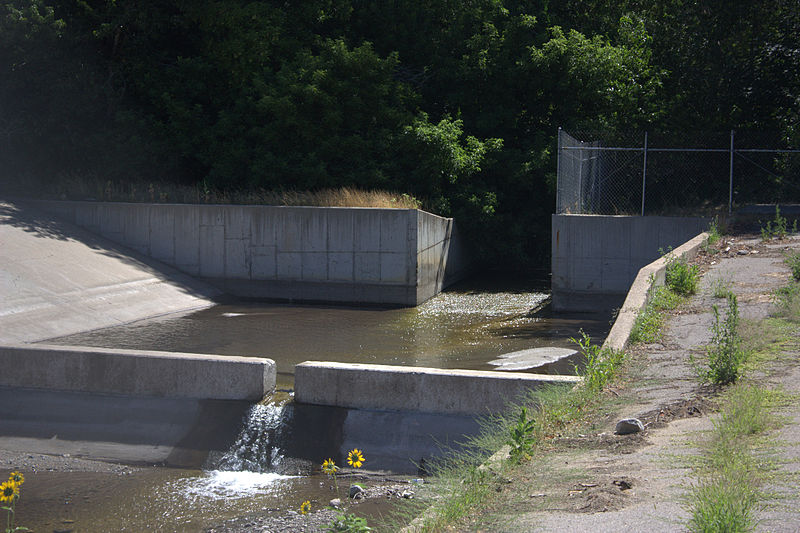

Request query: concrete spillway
[{"left": 0, "top": 201, "right": 219, "bottom": 344}]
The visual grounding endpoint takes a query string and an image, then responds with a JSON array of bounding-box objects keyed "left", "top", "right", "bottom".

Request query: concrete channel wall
[
  {"left": 25, "top": 200, "right": 465, "bottom": 306},
  {"left": 552, "top": 214, "right": 709, "bottom": 311},
  {"left": 602, "top": 232, "right": 708, "bottom": 352},
  {"left": 294, "top": 361, "right": 581, "bottom": 416},
  {"left": 0, "top": 344, "right": 275, "bottom": 400}
]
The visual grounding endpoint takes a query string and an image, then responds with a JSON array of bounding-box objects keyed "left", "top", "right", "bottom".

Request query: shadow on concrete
[
  {"left": 0, "top": 386, "right": 250, "bottom": 468},
  {"left": 0, "top": 200, "right": 221, "bottom": 302}
]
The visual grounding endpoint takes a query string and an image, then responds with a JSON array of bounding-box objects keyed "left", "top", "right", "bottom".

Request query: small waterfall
[{"left": 212, "top": 401, "right": 290, "bottom": 473}]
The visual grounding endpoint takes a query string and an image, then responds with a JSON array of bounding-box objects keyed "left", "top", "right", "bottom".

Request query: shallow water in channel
[
  {"left": 20, "top": 276, "right": 613, "bottom": 531},
  {"left": 50, "top": 277, "right": 612, "bottom": 388}
]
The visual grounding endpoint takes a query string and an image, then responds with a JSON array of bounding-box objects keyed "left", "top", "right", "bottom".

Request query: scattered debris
[{"left": 613, "top": 479, "right": 632, "bottom": 491}]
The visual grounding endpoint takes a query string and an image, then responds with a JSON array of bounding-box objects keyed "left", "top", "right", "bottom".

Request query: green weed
[
  {"left": 774, "top": 283, "right": 800, "bottom": 323},
  {"left": 629, "top": 285, "right": 683, "bottom": 344},
  {"left": 325, "top": 512, "right": 372, "bottom": 532},
  {"left": 687, "top": 385, "right": 773, "bottom": 533},
  {"left": 664, "top": 250, "right": 700, "bottom": 296},
  {"left": 760, "top": 205, "right": 789, "bottom": 241},
  {"left": 705, "top": 293, "right": 746, "bottom": 385},
  {"left": 785, "top": 250, "right": 800, "bottom": 282},
  {"left": 506, "top": 407, "right": 535, "bottom": 463},
  {"left": 711, "top": 278, "right": 734, "bottom": 299},
  {"left": 571, "top": 331, "right": 625, "bottom": 393},
  {"left": 688, "top": 473, "right": 759, "bottom": 533},
  {"left": 707, "top": 216, "right": 722, "bottom": 246}
]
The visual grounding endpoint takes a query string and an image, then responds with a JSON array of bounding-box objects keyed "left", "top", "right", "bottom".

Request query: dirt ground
[{"left": 476, "top": 234, "right": 800, "bottom": 532}]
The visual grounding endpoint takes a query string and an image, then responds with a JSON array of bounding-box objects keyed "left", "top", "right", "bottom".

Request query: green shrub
[
  {"left": 664, "top": 252, "right": 700, "bottom": 296},
  {"left": 506, "top": 407, "right": 535, "bottom": 463}
]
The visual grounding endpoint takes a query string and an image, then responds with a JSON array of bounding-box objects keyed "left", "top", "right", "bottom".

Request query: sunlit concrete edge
[{"left": 0, "top": 343, "right": 275, "bottom": 401}]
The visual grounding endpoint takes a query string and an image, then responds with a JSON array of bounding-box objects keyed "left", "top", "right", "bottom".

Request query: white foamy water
[{"left": 178, "top": 470, "right": 295, "bottom": 500}]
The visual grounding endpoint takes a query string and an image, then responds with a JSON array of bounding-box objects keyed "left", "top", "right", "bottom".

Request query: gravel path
[{"left": 488, "top": 234, "right": 800, "bottom": 532}]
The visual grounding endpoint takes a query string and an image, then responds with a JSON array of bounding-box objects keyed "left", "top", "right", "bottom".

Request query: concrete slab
[
  {"left": 354, "top": 252, "right": 381, "bottom": 282},
  {"left": 294, "top": 362, "right": 582, "bottom": 416},
  {"left": 328, "top": 252, "right": 354, "bottom": 281},
  {"left": 198, "top": 225, "right": 225, "bottom": 277},
  {"left": 0, "top": 202, "right": 218, "bottom": 344},
  {"left": 488, "top": 347, "right": 578, "bottom": 371},
  {"left": 0, "top": 344, "right": 275, "bottom": 400}
]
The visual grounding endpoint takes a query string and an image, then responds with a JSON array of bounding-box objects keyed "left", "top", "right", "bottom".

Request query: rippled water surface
[
  {"left": 52, "top": 277, "right": 612, "bottom": 388},
  {"left": 30, "top": 277, "right": 614, "bottom": 531}
]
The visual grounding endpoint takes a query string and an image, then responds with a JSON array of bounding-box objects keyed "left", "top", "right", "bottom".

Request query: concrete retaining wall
[
  {"left": 602, "top": 232, "right": 708, "bottom": 352},
  {"left": 552, "top": 214, "right": 709, "bottom": 311},
  {"left": 0, "top": 344, "right": 275, "bottom": 400},
  {"left": 294, "top": 361, "right": 581, "bottom": 416},
  {"left": 25, "top": 200, "right": 466, "bottom": 306}
]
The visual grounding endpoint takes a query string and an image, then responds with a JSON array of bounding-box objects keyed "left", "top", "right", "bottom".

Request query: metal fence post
[
  {"left": 641, "top": 131, "right": 648, "bottom": 216},
  {"left": 729, "top": 130, "right": 735, "bottom": 215},
  {"left": 556, "top": 127, "right": 562, "bottom": 213}
]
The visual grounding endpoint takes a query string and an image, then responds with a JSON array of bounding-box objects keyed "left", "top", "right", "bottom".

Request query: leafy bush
[
  {"left": 506, "top": 407, "right": 535, "bottom": 463},
  {"left": 664, "top": 252, "right": 700, "bottom": 296}
]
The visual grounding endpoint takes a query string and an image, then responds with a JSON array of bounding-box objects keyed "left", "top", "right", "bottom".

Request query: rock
[
  {"left": 615, "top": 418, "right": 645, "bottom": 435},
  {"left": 329, "top": 498, "right": 342, "bottom": 508},
  {"left": 349, "top": 485, "right": 365, "bottom": 499},
  {"left": 401, "top": 490, "right": 414, "bottom": 499},
  {"left": 737, "top": 249, "right": 749, "bottom": 255}
]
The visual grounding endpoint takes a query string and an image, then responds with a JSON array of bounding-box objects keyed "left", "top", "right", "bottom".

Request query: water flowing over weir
[
  {"left": 212, "top": 402, "right": 290, "bottom": 473},
  {"left": 207, "top": 397, "right": 483, "bottom": 476},
  {"left": 13, "top": 279, "right": 614, "bottom": 531}
]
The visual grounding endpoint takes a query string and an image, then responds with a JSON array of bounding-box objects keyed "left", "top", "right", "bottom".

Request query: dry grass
[{"left": 43, "top": 175, "right": 423, "bottom": 209}]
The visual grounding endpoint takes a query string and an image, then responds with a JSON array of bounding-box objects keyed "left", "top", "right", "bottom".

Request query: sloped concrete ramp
[{"left": 0, "top": 201, "right": 219, "bottom": 343}]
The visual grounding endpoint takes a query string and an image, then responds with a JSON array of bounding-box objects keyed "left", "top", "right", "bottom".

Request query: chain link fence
[{"left": 556, "top": 129, "right": 800, "bottom": 215}]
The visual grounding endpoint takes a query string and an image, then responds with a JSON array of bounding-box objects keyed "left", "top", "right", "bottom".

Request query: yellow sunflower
[
  {"left": 8, "top": 471, "right": 24, "bottom": 486},
  {"left": 299, "top": 500, "right": 311, "bottom": 515},
  {"left": 0, "top": 481, "right": 18, "bottom": 503},
  {"left": 321, "top": 458, "right": 338, "bottom": 475},
  {"left": 347, "top": 448, "right": 365, "bottom": 469}
]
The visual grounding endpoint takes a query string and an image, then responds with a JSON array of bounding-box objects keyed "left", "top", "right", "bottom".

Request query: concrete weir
[
  {"left": 294, "top": 361, "right": 581, "bottom": 416},
  {"left": 0, "top": 344, "right": 275, "bottom": 401}
]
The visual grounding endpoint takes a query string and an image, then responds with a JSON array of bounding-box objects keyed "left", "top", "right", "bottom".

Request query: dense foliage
[{"left": 2, "top": 1, "right": 799, "bottom": 268}]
